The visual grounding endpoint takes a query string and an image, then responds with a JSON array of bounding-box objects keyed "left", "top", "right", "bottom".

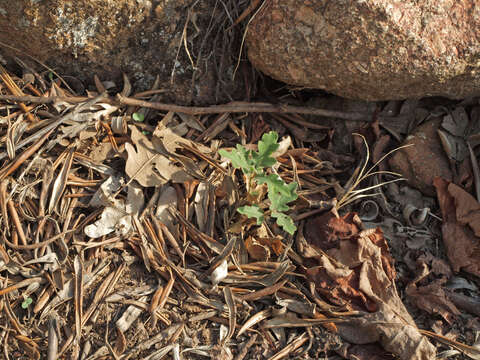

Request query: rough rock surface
[
  {"left": 246, "top": 0, "right": 480, "bottom": 101},
  {"left": 0, "top": 0, "right": 242, "bottom": 104},
  {"left": 389, "top": 119, "right": 453, "bottom": 196}
]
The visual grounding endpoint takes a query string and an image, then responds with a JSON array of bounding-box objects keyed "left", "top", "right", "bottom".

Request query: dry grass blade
[
  {"left": 237, "top": 309, "right": 271, "bottom": 337},
  {"left": 267, "top": 332, "right": 308, "bottom": 360},
  {"left": 0, "top": 128, "right": 54, "bottom": 181},
  {"left": 240, "top": 279, "right": 288, "bottom": 301},
  {"left": 48, "top": 146, "right": 75, "bottom": 214},
  {"left": 0, "top": 64, "right": 36, "bottom": 122},
  {"left": 336, "top": 133, "right": 411, "bottom": 210},
  {"left": 47, "top": 314, "right": 59, "bottom": 360},
  {"left": 73, "top": 256, "right": 83, "bottom": 358},
  {"left": 0, "top": 277, "right": 44, "bottom": 296},
  {"left": 0, "top": 181, "right": 9, "bottom": 233},
  {"left": 222, "top": 286, "right": 236, "bottom": 345},
  {"left": 157, "top": 268, "right": 175, "bottom": 310}
]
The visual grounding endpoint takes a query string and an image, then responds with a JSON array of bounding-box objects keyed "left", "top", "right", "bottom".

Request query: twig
[
  {"left": 116, "top": 95, "right": 373, "bottom": 120},
  {"left": 7, "top": 200, "right": 27, "bottom": 246},
  {"left": 0, "top": 94, "right": 104, "bottom": 104},
  {"left": 0, "top": 93, "right": 410, "bottom": 123}
]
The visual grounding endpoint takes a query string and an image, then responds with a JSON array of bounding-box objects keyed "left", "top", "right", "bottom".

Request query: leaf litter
[{"left": 0, "top": 48, "right": 480, "bottom": 360}]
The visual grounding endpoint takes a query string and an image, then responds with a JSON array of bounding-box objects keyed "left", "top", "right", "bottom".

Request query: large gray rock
[
  {"left": 0, "top": 0, "right": 242, "bottom": 104},
  {"left": 246, "top": 0, "right": 480, "bottom": 101}
]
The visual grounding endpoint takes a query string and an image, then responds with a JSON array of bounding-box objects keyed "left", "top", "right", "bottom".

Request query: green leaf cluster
[{"left": 219, "top": 131, "right": 298, "bottom": 235}]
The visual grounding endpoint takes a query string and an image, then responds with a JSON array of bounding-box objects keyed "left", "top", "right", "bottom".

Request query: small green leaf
[
  {"left": 48, "top": 72, "right": 54, "bottom": 81},
  {"left": 219, "top": 145, "right": 255, "bottom": 174},
  {"left": 252, "top": 131, "right": 279, "bottom": 169},
  {"left": 142, "top": 130, "right": 151, "bottom": 135},
  {"left": 272, "top": 211, "right": 296, "bottom": 235},
  {"left": 256, "top": 174, "right": 298, "bottom": 212},
  {"left": 21, "top": 297, "right": 33, "bottom": 309},
  {"left": 132, "top": 112, "right": 145, "bottom": 122},
  {"left": 237, "top": 205, "right": 264, "bottom": 225}
]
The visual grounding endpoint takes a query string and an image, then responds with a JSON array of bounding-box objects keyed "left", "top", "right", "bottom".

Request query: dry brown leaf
[
  {"left": 434, "top": 177, "right": 480, "bottom": 276},
  {"left": 338, "top": 306, "right": 436, "bottom": 360},
  {"left": 245, "top": 236, "right": 270, "bottom": 261},
  {"left": 304, "top": 210, "right": 435, "bottom": 359},
  {"left": 449, "top": 182, "right": 480, "bottom": 236},
  {"left": 407, "top": 277, "right": 460, "bottom": 324},
  {"left": 125, "top": 126, "right": 193, "bottom": 187}
]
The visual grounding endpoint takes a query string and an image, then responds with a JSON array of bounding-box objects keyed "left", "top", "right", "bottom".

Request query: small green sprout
[
  {"left": 21, "top": 297, "right": 33, "bottom": 309},
  {"left": 220, "top": 131, "right": 298, "bottom": 235},
  {"left": 132, "top": 112, "right": 145, "bottom": 122}
]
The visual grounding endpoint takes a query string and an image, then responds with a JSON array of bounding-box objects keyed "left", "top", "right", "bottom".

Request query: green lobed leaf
[
  {"left": 237, "top": 205, "right": 264, "bottom": 225},
  {"left": 272, "top": 211, "right": 297, "bottom": 235},
  {"left": 219, "top": 145, "right": 255, "bottom": 174},
  {"left": 251, "top": 131, "right": 279, "bottom": 169},
  {"left": 256, "top": 173, "right": 298, "bottom": 212}
]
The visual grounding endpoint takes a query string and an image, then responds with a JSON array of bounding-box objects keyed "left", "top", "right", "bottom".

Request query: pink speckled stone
[{"left": 247, "top": 0, "right": 480, "bottom": 100}]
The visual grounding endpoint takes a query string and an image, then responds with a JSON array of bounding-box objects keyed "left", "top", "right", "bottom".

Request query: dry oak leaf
[
  {"left": 305, "top": 210, "right": 435, "bottom": 359},
  {"left": 434, "top": 177, "right": 480, "bottom": 276},
  {"left": 125, "top": 126, "right": 193, "bottom": 187}
]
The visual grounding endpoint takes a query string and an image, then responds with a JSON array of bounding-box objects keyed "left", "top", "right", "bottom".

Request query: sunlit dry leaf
[
  {"left": 211, "top": 259, "right": 228, "bottom": 286},
  {"left": 126, "top": 182, "right": 144, "bottom": 216},
  {"left": 125, "top": 126, "right": 193, "bottom": 187},
  {"left": 84, "top": 206, "right": 128, "bottom": 238}
]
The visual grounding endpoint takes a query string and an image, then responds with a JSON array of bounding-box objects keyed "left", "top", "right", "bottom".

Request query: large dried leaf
[
  {"left": 337, "top": 304, "right": 436, "bottom": 360},
  {"left": 434, "top": 177, "right": 480, "bottom": 276},
  {"left": 125, "top": 126, "right": 193, "bottom": 187},
  {"left": 304, "top": 211, "right": 435, "bottom": 359}
]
